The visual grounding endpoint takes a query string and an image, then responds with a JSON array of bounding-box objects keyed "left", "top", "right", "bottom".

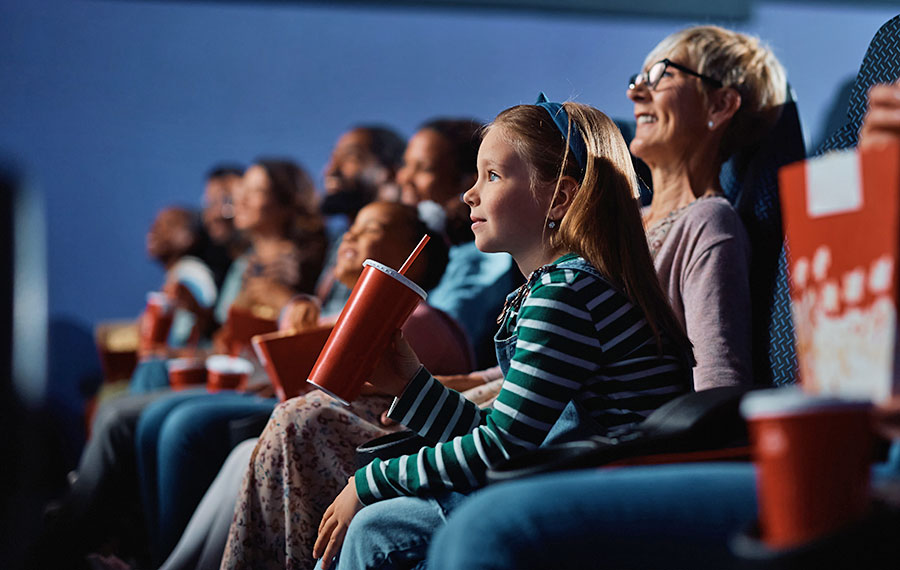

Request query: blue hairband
[{"left": 534, "top": 92, "right": 587, "bottom": 170}]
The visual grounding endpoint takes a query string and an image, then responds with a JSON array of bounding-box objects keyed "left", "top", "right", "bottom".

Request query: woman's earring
[
  {"left": 708, "top": 120, "right": 715, "bottom": 130},
  {"left": 548, "top": 220, "right": 557, "bottom": 230}
]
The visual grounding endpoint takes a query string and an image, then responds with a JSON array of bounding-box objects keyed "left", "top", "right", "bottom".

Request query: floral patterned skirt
[
  {"left": 220, "top": 379, "right": 503, "bottom": 570},
  {"left": 220, "top": 390, "right": 396, "bottom": 570}
]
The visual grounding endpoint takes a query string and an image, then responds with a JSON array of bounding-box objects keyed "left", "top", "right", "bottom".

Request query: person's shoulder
[
  {"left": 683, "top": 196, "right": 739, "bottom": 221},
  {"left": 171, "top": 255, "right": 214, "bottom": 280},
  {"left": 679, "top": 196, "right": 746, "bottom": 240},
  {"left": 532, "top": 257, "right": 616, "bottom": 303}
]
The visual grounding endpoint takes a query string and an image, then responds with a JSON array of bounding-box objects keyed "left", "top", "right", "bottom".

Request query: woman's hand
[
  {"left": 314, "top": 477, "right": 364, "bottom": 566},
  {"left": 212, "top": 323, "right": 235, "bottom": 355},
  {"left": 369, "top": 331, "right": 422, "bottom": 397},
  {"left": 243, "top": 276, "right": 296, "bottom": 312},
  {"left": 279, "top": 296, "right": 321, "bottom": 332},
  {"left": 860, "top": 83, "right": 900, "bottom": 151}
]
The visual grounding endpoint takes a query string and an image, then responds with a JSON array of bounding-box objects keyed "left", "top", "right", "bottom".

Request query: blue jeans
[
  {"left": 135, "top": 390, "right": 276, "bottom": 562},
  {"left": 427, "top": 450, "right": 900, "bottom": 570},
  {"left": 428, "top": 464, "right": 758, "bottom": 570},
  {"left": 130, "top": 358, "right": 171, "bottom": 394},
  {"left": 321, "top": 492, "right": 468, "bottom": 570}
]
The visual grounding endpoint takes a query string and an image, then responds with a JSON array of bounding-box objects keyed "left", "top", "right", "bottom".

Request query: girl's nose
[{"left": 462, "top": 185, "right": 477, "bottom": 207}]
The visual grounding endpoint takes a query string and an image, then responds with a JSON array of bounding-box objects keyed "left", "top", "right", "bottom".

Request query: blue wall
[{"left": 1, "top": 0, "right": 896, "bottom": 339}]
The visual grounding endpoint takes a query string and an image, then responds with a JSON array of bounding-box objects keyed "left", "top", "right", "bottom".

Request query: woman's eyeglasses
[{"left": 628, "top": 58, "right": 723, "bottom": 91}]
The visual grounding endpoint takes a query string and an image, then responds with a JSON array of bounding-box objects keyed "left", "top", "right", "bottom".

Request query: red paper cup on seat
[
  {"left": 307, "top": 260, "right": 425, "bottom": 405},
  {"left": 205, "top": 355, "right": 253, "bottom": 392},
  {"left": 740, "top": 389, "right": 873, "bottom": 548},
  {"left": 167, "top": 357, "right": 207, "bottom": 391}
]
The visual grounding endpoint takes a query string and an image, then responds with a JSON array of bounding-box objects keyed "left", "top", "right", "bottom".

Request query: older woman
[{"left": 630, "top": 25, "right": 786, "bottom": 390}]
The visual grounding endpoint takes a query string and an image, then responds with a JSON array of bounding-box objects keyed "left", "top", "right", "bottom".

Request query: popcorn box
[
  {"left": 95, "top": 319, "right": 139, "bottom": 383},
  {"left": 226, "top": 305, "right": 279, "bottom": 356},
  {"left": 251, "top": 325, "right": 334, "bottom": 401},
  {"left": 779, "top": 142, "right": 900, "bottom": 402}
]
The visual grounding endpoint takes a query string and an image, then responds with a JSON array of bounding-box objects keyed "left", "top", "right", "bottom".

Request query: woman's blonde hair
[
  {"left": 490, "top": 103, "right": 692, "bottom": 357},
  {"left": 645, "top": 25, "right": 787, "bottom": 161}
]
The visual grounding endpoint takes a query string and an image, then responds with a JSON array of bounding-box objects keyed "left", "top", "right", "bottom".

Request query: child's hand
[
  {"left": 435, "top": 372, "right": 490, "bottom": 392},
  {"left": 370, "top": 331, "right": 422, "bottom": 397},
  {"left": 313, "top": 476, "right": 364, "bottom": 566},
  {"left": 860, "top": 83, "right": 900, "bottom": 150},
  {"left": 279, "top": 296, "right": 321, "bottom": 332}
]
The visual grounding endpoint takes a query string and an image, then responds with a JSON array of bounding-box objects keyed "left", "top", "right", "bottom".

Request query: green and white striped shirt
[{"left": 355, "top": 253, "right": 691, "bottom": 504}]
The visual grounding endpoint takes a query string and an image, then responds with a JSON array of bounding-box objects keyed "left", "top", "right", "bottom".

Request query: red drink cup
[
  {"left": 205, "top": 355, "right": 253, "bottom": 392},
  {"left": 740, "top": 389, "right": 873, "bottom": 548},
  {"left": 167, "top": 357, "right": 207, "bottom": 390},
  {"left": 143, "top": 292, "right": 175, "bottom": 346},
  {"left": 307, "top": 259, "right": 426, "bottom": 405}
]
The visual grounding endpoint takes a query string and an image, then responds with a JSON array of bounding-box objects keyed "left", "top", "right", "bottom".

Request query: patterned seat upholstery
[
  {"left": 758, "top": 15, "right": 900, "bottom": 387},
  {"left": 817, "top": 15, "right": 900, "bottom": 154},
  {"left": 720, "top": 90, "right": 806, "bottom": 387}
]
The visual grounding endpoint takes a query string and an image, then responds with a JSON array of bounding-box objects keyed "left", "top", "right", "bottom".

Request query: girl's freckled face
[{"left": 463, "top": 127, "right": 549, "bottom": 259}]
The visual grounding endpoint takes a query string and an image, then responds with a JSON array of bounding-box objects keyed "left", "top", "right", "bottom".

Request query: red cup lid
[
  {"left": 740, "top": 387, "right": 871, "bottom": 420},
  {"left": 362, "top": 260, "right": 427, "bottom": 300}
]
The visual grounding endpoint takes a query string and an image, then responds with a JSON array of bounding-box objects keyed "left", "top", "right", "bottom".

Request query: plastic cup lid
[
  {"left": 146, "top": 291, "right": 173, "bottom": 309},
  {"left": 205, "top": 355, "right": 254, "bottom": 374},
  {"left": 740, "top": 387, "right": 871, "bottom": 420},
  {"left": 362, "top": 260, "right": 427, "bottom": 300},
  {"left": 167, "top": 357, "right": 205, "bottom": 371}
]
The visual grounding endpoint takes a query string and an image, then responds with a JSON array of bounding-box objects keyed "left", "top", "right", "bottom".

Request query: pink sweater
[{"left": 646, "top": 197, "right": 753, "bottom": 390}]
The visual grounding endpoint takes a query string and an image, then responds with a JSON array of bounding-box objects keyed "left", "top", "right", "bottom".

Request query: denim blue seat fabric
[
  {"left": 755, "top": 15, "right": 900, "bottom": 387},
  {"left": 817, "top": 15, "right": 900, "bottom": 154},
  {"left": 719, "top": 91, "right": 806, "bottom": 387}
]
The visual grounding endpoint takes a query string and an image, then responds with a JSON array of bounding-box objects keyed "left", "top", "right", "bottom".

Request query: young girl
[{"left": 313, "top": 98, "right": 695, "bottom": 569}]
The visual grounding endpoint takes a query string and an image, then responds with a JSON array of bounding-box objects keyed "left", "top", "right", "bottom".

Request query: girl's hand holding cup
[{"left": 369, "top": 330, "right": 422, "bottom": 398}]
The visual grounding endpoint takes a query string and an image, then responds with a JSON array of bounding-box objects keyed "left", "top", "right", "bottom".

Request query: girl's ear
[
  {"left": 547, "top": 175, "right": 578, "bottom": 221},
  {"left": 707, "top": 87, "right": 742, "bottom": 129}
]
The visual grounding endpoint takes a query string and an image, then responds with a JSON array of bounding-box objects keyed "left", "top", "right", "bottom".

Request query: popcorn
[
  {"left": 821, "top": 280, "right": 840, "bottom": 313},
  {"left": 793, "top": 258, "right": 810, "bottom": 288},
  {"left": 812, "top": 246, "right": 831, "bottom": 281},
  {"left": 869, "top": 255, "right": 893, "bottom": 295},
  {"left": 841, "top": 268, "right": 865, "bottom": 304}
]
